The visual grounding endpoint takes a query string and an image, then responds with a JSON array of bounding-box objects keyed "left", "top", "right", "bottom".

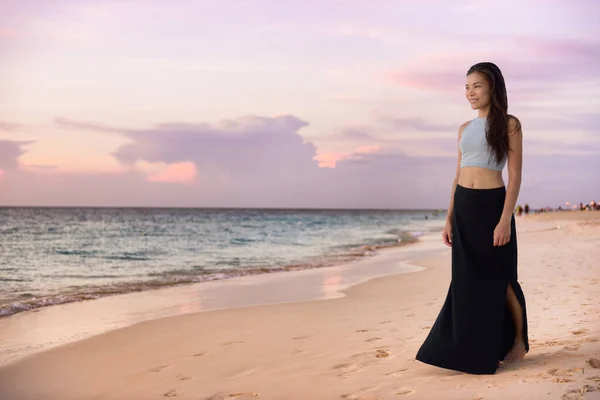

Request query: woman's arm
[
  {"left": 442, "top": 122, "right": 468, "bottom": 247},
  {"left": 446, "top": 122, "right": 468, "bottom": 222},
  {"left": 500, "top": 116, "right": 523, "bottom": 223}
]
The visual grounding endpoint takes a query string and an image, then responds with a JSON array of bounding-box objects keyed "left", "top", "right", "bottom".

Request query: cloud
[
  {"left": 57, "top": 114, "right": 320, "bottom": 186},
  {"left": 376, "top": 116, "right": 457, "bottom": 133},
  {"left": 524, "top": 114, "right": 600, "bottom": 135},
  {"left": 0, "top": 122, "right": 20, "bottom": 132},
  {"left": 54, "top": 116, "right": 121, "bottom": 133},
  {"left": 23, "top": 164, "right": 59, "bottom": 170},
  {"left": 384, "top": 37, "right": 600, "bottom": 101},
  {"left": 139, "top": 161, "right": 198, "bottom": 184},
  {"left": 524, "top": 138, "right": 600, "bottom": 155},
  {"left": 336, "top": 128, "right": 375, "bottom": 141},
  {"left": 7, "top": 114, "right": 457, "bottom": 208},
  {"left": 0, "top": 139, "right": 31, "bottom": 169},
  {"left": 315, "top": 145, "right": 382, "bottom": 168},
  {"left": 2, "top": 113, "right": 598, "bottom": 209},
  {"left": 0, "top": 28, "right": 19, "bottom": 38}
]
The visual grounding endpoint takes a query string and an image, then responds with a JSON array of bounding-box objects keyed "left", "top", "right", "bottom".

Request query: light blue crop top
[{"left": 459, "top": 117, "right": 506, "bottom": 171}]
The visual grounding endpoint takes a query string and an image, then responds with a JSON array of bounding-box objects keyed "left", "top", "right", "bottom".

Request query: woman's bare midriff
[{"left": 457, "top": 167, "right": 505, "bottom": 189}]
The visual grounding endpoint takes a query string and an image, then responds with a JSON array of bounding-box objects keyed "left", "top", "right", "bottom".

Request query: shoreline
[
  {"left": 0, "top": 231, "right": 444, "bottom": 367},
  {"left": 1, "top": 211, "right": 599, "bottom": 400},
  {"left": 0, "top": 228, "right": 432, "bottom": 319}
]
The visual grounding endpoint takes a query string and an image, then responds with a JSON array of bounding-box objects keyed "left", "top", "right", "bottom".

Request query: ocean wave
[
  {"left": 103, "top": 255, "right": 150, "bottom": 261},
  {"left": 229, "top": 237, "right": 260, "bottom": 245},
  {"left": 0, "top": 278, "right": 30, "bottom": 282},
  {"left": 0, "top": 232, "right": 422, "bottom": 318},
  {"left": 39, "top": 274, "right": 121, "bottom": 280},
  {"left": 55, "top": 250, "right": 100, "bottom": 256},
  {"left": 54, "top": 250, "right": 150, "bottom": 261}
]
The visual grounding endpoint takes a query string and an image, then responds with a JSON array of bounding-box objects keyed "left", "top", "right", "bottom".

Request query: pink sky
[{"left": 1, "top": 0, "right": 599, "bottom": 209}]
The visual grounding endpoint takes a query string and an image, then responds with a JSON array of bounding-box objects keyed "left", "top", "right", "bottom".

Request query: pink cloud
[
  {"left": 376, "top": 115, "right": 457, "bottom": 132},
  {"left": 385, "top": 37, "right": 600, "bottom": 99},
  {"left": 386, "top": 69, "right": 460, "bottom": 93},
  {"left": 1, "top": 117, "right": 598, "bottom": 209},
  {"left": 146, "top": 162, "right": 197, "bottom": 184},
  {"left": 315, "top": 145, "right": 381, "bottom": 168},
  {"left": 0, "top": 169, "right": 5, "bottom": 182},
  {"left": 0, "top": 122, "right": 20, "bottom": 132},
  {"left": 0, "top": 113, "right": 592, "bottom": 209},
  {"left": 0, "top": 28, "right": 19, "bottom": 37},
  {"left": 56, "top": 115, "right": 317, "bottom": 184}
]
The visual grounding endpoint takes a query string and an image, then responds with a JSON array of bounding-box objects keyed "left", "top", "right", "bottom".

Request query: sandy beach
[{"left": 0, "top": 211, "right": 599, "bottom": 400}]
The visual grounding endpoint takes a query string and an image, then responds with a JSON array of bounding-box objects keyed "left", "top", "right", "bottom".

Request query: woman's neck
[{"left": 478, "top": 106, "right": 490, "bottom": 118}]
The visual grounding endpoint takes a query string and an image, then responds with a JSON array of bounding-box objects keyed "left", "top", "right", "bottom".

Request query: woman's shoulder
[
  {"left": 459, "top": 119, "right": 474, "bottom": 131},
  {"left": 507, "top": 114, "right": 522, "bottom": 135}
]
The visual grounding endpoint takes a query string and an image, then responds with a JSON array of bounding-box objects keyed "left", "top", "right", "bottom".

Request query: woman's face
[{"left": 465, "top": 71, "right": 491, "bottom": 111}]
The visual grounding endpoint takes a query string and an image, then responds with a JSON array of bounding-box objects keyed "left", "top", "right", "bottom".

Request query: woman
[{"left": 415, "top": 62, "right": 529, "bottom": 375}]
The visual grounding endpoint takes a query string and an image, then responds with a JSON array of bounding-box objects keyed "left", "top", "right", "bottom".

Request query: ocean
[{"left": 0, "top": 207, "right": 446, "bottom": 317}]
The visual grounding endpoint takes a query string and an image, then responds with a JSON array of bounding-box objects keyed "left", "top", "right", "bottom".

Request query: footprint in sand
[
  {"left": 333, "top": 363, "right": 363, "bottom": 378},
  {"left": 385, "top": 369, "right": 409, "bottom": 377},
  {"left": 292, "top": 335, "right": 311, "bottom": 340},
  {"left": 548, "top": 368, "right": 585, "bottom": 377},
  {"left": 375, "top": 349, "right": 390, "bottom": 359},
  {"left": 150, "top": 365, "right": 171, "bottom": 373},
  {"left": 553, "top": 377, "right": 574, "bottom": 383},
  {"left": 163, "top": 389, "right": 183, "bottom": 397},
  {"left": 228, "top": 393, "right": 260, "bottom": 397},
  {"left": 340, "top": 388, "right": 382, "bottom": 400},
  {"left": 222, "top": 340, "right": 246, "bottom": 346},
  {"left": 357, "top": 329, "right": 369, "bottom": 333},
  {"left": 205, "top": 393, "right": 260, "bottom": 399},
  {"left": 176, "top": 375, "right": 193, "bottom": 381},
  {"left": 380, "top": 321, "right": 393, "bottom": 324},
  {"left": 548, "top": 369, "right": 571, "bottom": 377},
  {"left": 190, "top": 352, "right": 209, "bottom": 358},
  {"left": 562, "top": 385, "right": 598, "bottom": 400},
  {"left": 564, "top": 345, "right": 581, "bottom": 351},
  {"left": 587, "top": 358, "right": 600, "bottom": 368},
  {"left": 366, "top": 337, "right": 382, "bottom": 343},
  {"left": 570, "top": 329, "right": 589, "bottom": 336},
  {"left": 395, "top": 388, "right": 415, "bottom": 396},
  {"left": 231, "top": 368, "right": 260, "bottom": 378}
]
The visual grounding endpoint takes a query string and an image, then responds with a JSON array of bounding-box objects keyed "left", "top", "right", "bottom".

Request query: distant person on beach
[
  {"left": 524, "top": 204, "right": 530, "bottom": 215},
  {"left": 416, "top": 62, "right": 529, "bottom": 375}
]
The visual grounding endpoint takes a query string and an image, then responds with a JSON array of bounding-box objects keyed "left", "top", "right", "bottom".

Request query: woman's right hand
[{"left": 442, "top": 220, "right": 452, "bottom": 247}]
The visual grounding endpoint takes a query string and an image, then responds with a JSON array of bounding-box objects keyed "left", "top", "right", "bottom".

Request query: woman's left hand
[{"left": 493, "top": 220, "right": 511, "bottom": 246}]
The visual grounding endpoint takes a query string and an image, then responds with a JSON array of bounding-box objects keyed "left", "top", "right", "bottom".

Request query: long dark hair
[{"left": 467, "top": 62, "right": 520, "bottom": 165}]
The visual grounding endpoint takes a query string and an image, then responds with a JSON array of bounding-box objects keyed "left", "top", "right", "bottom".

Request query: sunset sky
[{"left": 1, "top": 0, "right": 599, "bottom": 209}]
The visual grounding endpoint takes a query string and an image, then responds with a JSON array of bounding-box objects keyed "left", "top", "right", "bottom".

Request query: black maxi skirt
[{"left": 415, "top": 184, "right": 529, "bottom": 375}]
